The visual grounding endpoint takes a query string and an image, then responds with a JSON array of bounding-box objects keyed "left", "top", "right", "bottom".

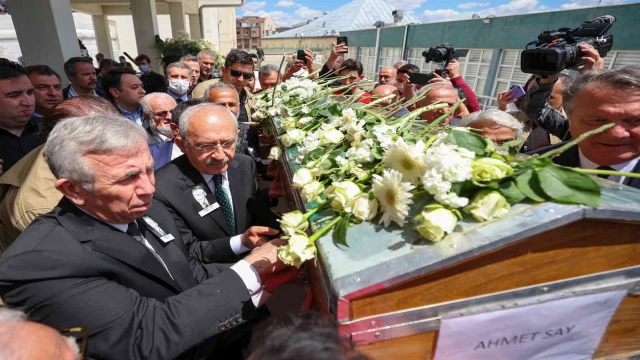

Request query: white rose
[
  {"left": 292, "top": 168, "right": 314, "bottom": 189},
  {"left": 268, "top": 107, "right": 279, "bottom": 117},
  {"left": 464, "top": 190, "right": 510, "bottom": 221},
  {"left": 268, "top": 146, "right": 282, "bottom": 160},
  {"left": 325, "top": 181, "right": 361, "bottom": 212},
  {"left": 414, "top": 207, "right": 458, "bottom": 242},
  {"left": 281, "top": 129, "right": 306, "bottom": 147},
  {"left": 278, "top": 210, "right": 309, "bottom": 236},
  {"left": 301, "top": 180, "right": 324, "bottom": 203},
  {"left": 352, "top": 195, "right": 378, "bottom": 222},
  {"left": 434, "top": 192, "right": 469, "bottom": 208},
  {"left": 319, "top": 128, "right": 345, "bottom": 145},
  {"left": 277, "top": 234, "right": 316, "bottom": 268}
]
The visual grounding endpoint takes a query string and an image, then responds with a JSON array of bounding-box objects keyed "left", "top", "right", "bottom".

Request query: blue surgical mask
[{"left": 139, "top": 65, "right": 149, "bottom": 72}]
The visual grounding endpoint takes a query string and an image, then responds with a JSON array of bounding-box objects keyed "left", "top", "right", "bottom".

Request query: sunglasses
[{"left": 229, "top": 69, "right": 254, "bottom": 80}]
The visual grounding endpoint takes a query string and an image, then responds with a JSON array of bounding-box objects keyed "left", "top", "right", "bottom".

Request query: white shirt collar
[
  {"left": 578, "top": 148, "right": 640, "bottom": 172},
  {"left": 68, "top": 85, "right": 97, "bottom": 98},
  {"left": 199, "top": 171, "right": 229, "bottom": 185},
  {"left": 77, "top": 206, "right": 129, "bottom": 232}
]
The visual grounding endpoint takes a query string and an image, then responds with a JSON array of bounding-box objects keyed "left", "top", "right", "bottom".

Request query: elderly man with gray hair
[
  {"left": 141, "top": 92, "right": 182, "bottom": 169},
  {"left": 0, "top": 308, "right": 80, "bottom": 360},
  {"left": 459, "top": 109, "right": 524, "bottom": 146},
  {"left": 0, "top": 114, "right": 296, "bottom": 360},
  {"left": 534, "top": 66, "right": 640, "bottom": 189}
]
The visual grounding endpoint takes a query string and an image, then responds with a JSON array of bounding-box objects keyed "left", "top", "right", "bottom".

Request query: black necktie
[
  {"left": 126, "top": 223, "right": 173, "bottom": 279},
  {"left": 596, "top": 165, "right": 615, "bottom": 179}
]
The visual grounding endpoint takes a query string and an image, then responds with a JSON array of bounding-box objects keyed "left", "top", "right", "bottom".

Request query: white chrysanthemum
[
  {"left": 346, "top": 145, "right": 374, "bottom": 163},
  {"left": 372, "top": 169, "right": 415, "bottom": 227},
  {"left": 435, "top": 192, "right": 469, "bottom": 208},
  {"left": 423, "top": 143, "right": 475, "bottom": 184},
  {"left": 341, "top": 108, "right": 358, "bottom": 126},
  {"left": 372, "top": 124, "right": 398, "bottom": 148},
  {"left": 382, "top": 140, "right": 427, "bottom": 185}
]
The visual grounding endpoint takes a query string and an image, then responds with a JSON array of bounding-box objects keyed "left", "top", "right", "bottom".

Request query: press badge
[{"left": 141, "top": 215, "right": 175, "bottom": 243}]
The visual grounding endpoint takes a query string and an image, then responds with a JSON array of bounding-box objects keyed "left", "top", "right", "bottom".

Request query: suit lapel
[
  {"left": 227, "top": 161, "right": 247, "bottom": 234},
  {"left": 551, "top": 144, "right": 580, "bottom": 168},
  {"left": 623, "top": 159, "right": 640, "bottom": 189},
  {"left": 177, "top": 157, "right": 233, "bottom": 235},
  {"left": 137, "top": 219, "right": 196, "bottom": 291}
]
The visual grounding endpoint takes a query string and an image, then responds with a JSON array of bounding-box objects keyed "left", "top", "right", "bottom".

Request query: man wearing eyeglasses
[
  {"left": 192, "top": 49, "right": 256, "bottom": 123},
  {"left": 141, "top": 93, "right": 181, "bottom": 170},
  {"left": 153, "top": 102, "right": 280, "bottom": 264}
]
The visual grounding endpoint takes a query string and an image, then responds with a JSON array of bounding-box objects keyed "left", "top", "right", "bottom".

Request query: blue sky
[{"left": 238, "top": 0, "right": 635, "bottom": 27}]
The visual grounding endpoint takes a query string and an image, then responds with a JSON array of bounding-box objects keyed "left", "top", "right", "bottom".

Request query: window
[
  {"left": 357, "top": 47, "right": 376, "bottom": 80},
  {"left": 489, "top": 49, "right": 530, "bottom": 108},
  {"left": 604, "top": 50, "right": 640, "bottom": 69},
  {"left": 345, "top": 47, "right": 358, "bottom": 61},
  {"left": 244, "top": 31, "right": 249, "bottom": 36},
  {"left": 408, "top": 48, "right": 439, "bottom": 73},
  {"left": 378, "top": 47, "right": 402, "bottom": 73},
  {"left": 458, "top": 49, "right": 493, "bottom": 96},
  {"left": 252, "top": 39, "right": 258, "bottom": 43}
]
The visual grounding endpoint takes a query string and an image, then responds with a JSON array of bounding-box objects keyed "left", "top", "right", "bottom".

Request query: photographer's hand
[
  {"left": 445, "top": 59, "right": 461, "bottom": 79},
  {"left": 497, "top": 91, "right": 516, "bottom": 112},
  {"left": 428, "top": 72, "right": 452, "bottom": 85},
  {"left": 574, "top": 44, "right": 604, "bottom": 73}
]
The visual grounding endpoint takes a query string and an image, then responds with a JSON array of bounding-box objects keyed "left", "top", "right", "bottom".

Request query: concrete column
[
  {"left": 168, "top": 2, "right": 186, "bottom": 39},
  {"left": 130, "top": 0, "right": 162, "bottom": 70},
  {"left": 189, "top": 14, "right": 201, "bottom": 40},
  {"left": 9, "top": 0, "right": 80, "bottom": 86},
  {"left": 92, "top": 13, "right": 114, "bottom": 59}
]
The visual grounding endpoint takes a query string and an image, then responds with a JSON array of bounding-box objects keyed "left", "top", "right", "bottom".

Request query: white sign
[
  {"left": 198, "top": 202, "right": 220, "bottom": 217},
  {"left": 434, "top": 290, "right": 626, "bottom": 360}
]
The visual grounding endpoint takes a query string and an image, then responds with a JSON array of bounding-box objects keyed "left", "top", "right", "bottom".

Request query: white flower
[
  {"left": 281, "top": 129, "right": 306, "bottom": 147},
  {"left": 319, "top": 128, "right": 345, "bottom": 145},
  {"left": 296, "top": 117, "right": 313, "bottom": 127},
  {"left": 279, "top": 210, "right": 309, "bottom": 236},
  {"left": 301, "top": 105, "right": 311, "bottom": 114},
  {"left": 325, "top": 181, "right": 361, "bottom": 213},
  {"left": 434, "top": 192, "right": 469, "bottom": 208},
  {"left": 335, "top": 155, "right": 348, "bottom": 167},
  {"left": 372, "top": 169, "right": 415, "bottom": 227},
  {"left": 292, "top": 168, "right": 314, "bottom": 189},
  {"left": 372, "top": 124, "right": 398, "bottom": 148},
  {"left": 347, "top": 162, "right": 369, "bottom": 179},
  {"left": 414, "top": 207, "right": 458, "bottom": 242},
  {"left": 421, "top": 142, "right": 475, "bottom": 200},
  {"left": 301, "top": 180, "right": 324, "bottom": 203},
  {"left": 464, "top": 190, "right": 510, "bottom": 221},
  {"left": 268, "top": 107, "right": 279, "bottom": 117},
  {"left": 346, "top": 145, "right": 374, "bottom": 163},
  {"left": 277, "top": 234, "right": 316, "bottom": 268},
  {"left": 470, "top": 158, "right": 514, "bottom": 182},
  {"left": 341, "top": 108, "right": 357, "bottom": 126},
  {"left": 268, "top": 146, "right": 282, "bottom": 160},
  {"left": 382, "top": 139, "right": 427, "bottom": 185},
  {"left": 352, "top": 194, "right": 379, "bottom": 222}
]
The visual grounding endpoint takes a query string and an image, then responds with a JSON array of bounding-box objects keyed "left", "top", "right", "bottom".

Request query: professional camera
[
  {"left": 521, "top": 15, "right": 615, "bottom": 75},
  {"left": 422, "top": 43, "right": 468, "bottom": 66}
]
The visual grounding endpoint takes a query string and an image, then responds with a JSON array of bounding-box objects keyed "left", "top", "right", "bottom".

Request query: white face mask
[{"left": 168, "top": 79, "right": 190, "bottom": 95}]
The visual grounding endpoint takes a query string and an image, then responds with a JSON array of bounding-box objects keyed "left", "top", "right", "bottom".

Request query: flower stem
[
  {"left": 571, "top": 168, "right": 640, "bottom": 179},
  {"left": 540, "top": 123, "right": 615, "bottom": 159},
  {"left": 309, "top": 215, "right": 344, "bottom": 242}
]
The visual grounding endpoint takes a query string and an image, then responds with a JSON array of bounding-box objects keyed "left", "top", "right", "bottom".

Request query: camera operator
[
  {"left": 515, "top": 44, "right": 604, "bottom": 142},
  {"left": 444, "top": 59, "right": 480, "bottom": 112}
]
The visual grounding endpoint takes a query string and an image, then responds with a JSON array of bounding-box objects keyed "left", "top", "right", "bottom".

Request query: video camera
[
  {"left": 422, "top": 43, "right": 469, "bottom": 68},
  {"left": 521, "top": 15, "right": 615, "bottom": 75}
]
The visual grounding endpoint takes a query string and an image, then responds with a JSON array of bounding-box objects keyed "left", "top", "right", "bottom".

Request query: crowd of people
[{"left": 0, "top": 39, "right": 638, "bottom": 359}]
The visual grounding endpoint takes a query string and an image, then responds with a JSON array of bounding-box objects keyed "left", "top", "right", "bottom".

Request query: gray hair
[
  {"left": 563, "top": 66, "right": 640, "bottom": 118},
  {"left": 0, "top": 308, "right": 26, "bottom": 323},
  {"left": 45, "top": 115, "right": 148, "bottom": 193},
  {"left": 166, "top": 62, "right": 193, "bottom": 78},
  {"left": 141, "top": 93, "right": 177, "bottom": 116},
  {"left": 459, "top": 109, "right": 524, "bottom": 138},
  {"left": 205, "top": 82, "right": 239, "bottom": 100},
  {"left": 0, "top": 308, "right": 27, "bottom": 358},
  {"left": 394, "top": 60, "right": 408, "bottom": 67},
  {"left": 180, "top": 55, "right": 198, "bottom": 63},
  {"left": 259, "top": 64, "right": 280, "bottom": 78},
  {"left": 197, "top": 50, "right": 216, "bottom": 62},
  {"left": 419, "top": 83, "right": 459, "bottom": 98},
  {"left": 178, "top": 103, "right": 237, "bottom": 142}
]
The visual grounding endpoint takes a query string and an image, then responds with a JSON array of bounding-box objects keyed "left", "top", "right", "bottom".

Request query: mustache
[{"left": 205, "top": 157, "right": 230, "bottom": 166}]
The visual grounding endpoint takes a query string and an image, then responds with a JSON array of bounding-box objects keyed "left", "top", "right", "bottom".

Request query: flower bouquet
[{"left": 253, "top": 76, "right": 626, "bottom": 268}]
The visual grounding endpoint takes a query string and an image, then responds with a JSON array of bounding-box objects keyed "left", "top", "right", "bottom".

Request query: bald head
[
  {"left": 176, "top": 103, "right": 238, "bottom": 175},
  {"left": 419, "top": 84, "right": 460, "bottom": 125},
  {"left": 378, "top": 67, "right": 397, "bottom": 86},
  {"left": 0, "top": 309, "right": 78, "bottom": 360},
  {"left": 372, "top": 84, "right": 400, "bottom": 107}
]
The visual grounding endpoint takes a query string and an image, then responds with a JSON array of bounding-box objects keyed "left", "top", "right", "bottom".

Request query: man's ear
[
  {"left": 55, "top": 179, "right": 88, "bottom": 207},
  {"left": 175, "top": 134, "right": 186, "bottom": 152},
  {"left": 109, "top": 87, "right": 119, "bottom": 99},
  {"left": 221, "top": 66, "right": 227, "bottom": 74},
  {"left": 360, "top": 75, "right": 365, "bottom": 80}
]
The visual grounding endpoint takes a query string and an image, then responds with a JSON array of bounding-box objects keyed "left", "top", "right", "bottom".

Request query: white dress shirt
[
  {"left": 68, "top": 85, "right": 98, "bottom": 98},
  {"left": 167, "top": 90, "right": 189, "bottom": 103},
  {"left": 578, "top": 149, "right": 640, "bottom": 184},
  {"left": 153, "top": 132, "right": 184, "bottom": 160}
]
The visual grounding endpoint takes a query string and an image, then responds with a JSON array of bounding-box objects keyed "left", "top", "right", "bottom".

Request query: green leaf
[
  {"left": 332, "top": 214, "right": 352, "bottom": 247},
  {"left": 497, "top": 139, "right": 525, "bottom": 152},
  {"left": 301, "top": 148, "right": 325, "bottom": 164},
  {"left": 515, "top": 169, "right": 547, "bottom": 202},
  {"left": 328, "top": 103, "right": 342, "bottom": 116},
  {"left": 536, "top": 166, "right": 601, "bottom": 207},
  {"left": 319, "top": 110, "right": 332, "bottom": 118},
  {"left": 498, "top": 180, "right": 527, "bottom": 204},
  {"left": 447, "top": 130, "right": 488, "bottom": 156}
]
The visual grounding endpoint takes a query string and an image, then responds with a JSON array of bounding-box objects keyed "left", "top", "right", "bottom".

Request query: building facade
[
  {"left": 341, "top": 4, "right": 640, "bottom": 109},
  {"left": 236, "top": 16, "right": 277, "bottom": 50}
]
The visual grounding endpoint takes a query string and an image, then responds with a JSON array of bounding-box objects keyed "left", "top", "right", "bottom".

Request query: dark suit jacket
[
  {"left": 149, "top": 140, "right": 174, "bottom": 170},
  {"left": 141, "top": 71, "right": 167, "bottom": 94},
  {"left": 153, "top": 154, "right": 277, "bottom": 263},
  {"left": 0, "top": 198, "right": 256, "bottom": 360},
  {"left": 533, "top": 143, "right": 640, "bottom": 189}
]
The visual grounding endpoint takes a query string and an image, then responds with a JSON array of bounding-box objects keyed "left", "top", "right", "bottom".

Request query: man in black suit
[
  {"left": 0, "top": 58, "right": 44, "bottom": 174},
  {"left": 154, "top": 103, "right": 279, "bottom": 264},
  {"left": 135, "top": 54, "right": 167, "bottom": 94},
  {"left": 535, "top": 66, "right": 640, "bottom": 189},
  {"left": 0, "top": 115, "right": 296, "bottom": 360}
]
